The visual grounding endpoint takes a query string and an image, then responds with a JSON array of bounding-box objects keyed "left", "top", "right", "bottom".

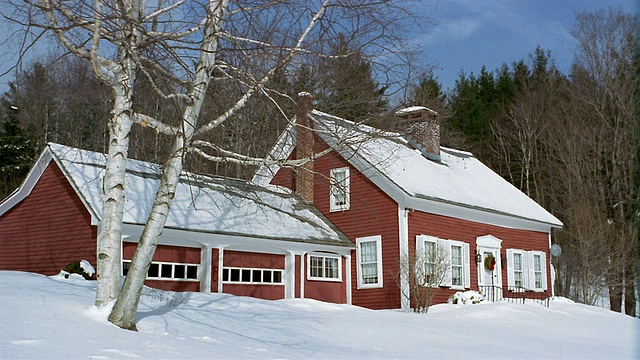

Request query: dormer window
[{"left": 330, "top": 167, "right": 350, "bottom": 212}]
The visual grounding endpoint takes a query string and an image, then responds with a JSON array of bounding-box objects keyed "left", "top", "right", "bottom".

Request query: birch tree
[{"left": 7, "top": 0, "right": 418, "bottom": 329}]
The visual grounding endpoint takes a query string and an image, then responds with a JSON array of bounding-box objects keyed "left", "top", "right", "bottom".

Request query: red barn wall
[
  {"left": 408, "top": 211, "right": 552, "bottom": 304},
  {"left": 303, "top": 256, "right": 347, "bottom": 304},
  {"left": 271, "top": 137, "right": 401, "bottom": 309},
  {"left": 0, "top": 162, "right": 97, "bottom": 275},
  {"left": 222, "top": 250, "right": 285, "bottom": 300}
]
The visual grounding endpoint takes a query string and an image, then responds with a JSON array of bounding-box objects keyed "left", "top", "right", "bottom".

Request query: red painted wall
[
  {"left": 303, "top": 256, "right": 347, "bottom": 303},
  {"left": 407, "top": 211, "right": 552, "bottom": 304},
  {"left": 271, "top": 137, "right": 401, "bottom": 309},
  {"left": 0, "top": 162, "right": 97, "bottom": 275},
  {"left": 222, "top": 250, "right": 285, "bottom": 300}
]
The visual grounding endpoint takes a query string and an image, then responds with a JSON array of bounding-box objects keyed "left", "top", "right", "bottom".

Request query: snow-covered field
[{"left": 1, "top": 271, "right": 638, "bottom": 359}]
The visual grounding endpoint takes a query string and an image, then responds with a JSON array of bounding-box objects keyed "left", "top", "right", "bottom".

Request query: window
[
  {"left": 416, "top": 235, "right": 441, "bottom": 287},
  {"left": 451, "top": 245, "right": 463, "bottom": 286},
  {"left": 356, "top": 236, "right": 383, "bottom": 289},
  {"left": 533, "top": 254, "right": 543, "bottom": 289},
  {"left": 222, "top": 267, "right": 283, "bottom": 285},
  {"left": 513, "top": 253, "right": 523, "bottom": 288},
  {"left": 417, "top": 236, "right": 470, "bottom": 289},
  {"left": 122, "top": 260, "right": 199, "bottom": 281},
  {"left": 506, "top": 249, "right": 547, "bottom": 291},
  {"left": 308, "top": 254, "right": 341, "bottom": 281},
  {"left": 330, "top": 167, "right": 350, "bottom": 211}
]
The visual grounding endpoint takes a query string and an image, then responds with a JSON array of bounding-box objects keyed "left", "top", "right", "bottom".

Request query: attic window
[{"left": 330, "top": 167, "right": 350, "bottom": 212}]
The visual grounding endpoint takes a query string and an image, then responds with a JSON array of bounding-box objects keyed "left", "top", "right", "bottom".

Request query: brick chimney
[
  {"left": 395, "top": 106, "right": 441, "bottom": 161},
  {"left": 295, "top": 92, "right": 315, "bottom": 202}
]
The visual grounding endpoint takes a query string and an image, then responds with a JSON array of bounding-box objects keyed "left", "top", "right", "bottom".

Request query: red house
[
  {"left": 0, "top": 143, "right": 353, "bottom": 303},
  {"left": 253, "top": 94, "right": 563, "bottom": 310}
]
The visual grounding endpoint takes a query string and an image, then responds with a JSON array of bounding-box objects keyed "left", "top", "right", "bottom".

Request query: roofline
[{"left": 256, "top": 111, "right": 562, "bottom": 232}]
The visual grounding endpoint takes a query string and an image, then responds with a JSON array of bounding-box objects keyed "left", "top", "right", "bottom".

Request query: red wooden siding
[
  {"left": 303, "top": 256, "right": 347, "bottom": 304},
  {"left": 295, "top": 254, "right": 301, "bottom": 298},
  {"left": 222, "top": 250, "right": 285, "bottom": 300},
  {"left": 211, "top": 248, "right": 219, "bottom": 293},
  {"left": 0, "top": 162, "right": 97, "bottom": 275},
  {"left": 123, "top": 242, "right": 201, "bottom": 263},
  {"left": 271, "top": 136, "right": 401, "bottom": 309},
  {"left": 407, "top": 211, "right": 552, "bottom": 304}
]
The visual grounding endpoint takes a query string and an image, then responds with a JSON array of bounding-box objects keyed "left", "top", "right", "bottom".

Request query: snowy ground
[{"left": 1, "top": 271, "right": 638, "bottom": 359}]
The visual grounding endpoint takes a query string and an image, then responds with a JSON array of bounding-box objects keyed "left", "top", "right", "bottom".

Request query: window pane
[
  {"left": 222, "top": 268, "right": 229, "bottom": 282},
  {"left": 325, "top": 258, "right": 339, "bottom": 279},
  {"left": 230, "top": 268, "right": 240, "bottom": 282},
  {"left": 122, "top": 262, "right": 131, "bottom": 276},
  {"left": 310, "top": 256, "right": 323, "bottom": 278},
  {"left": 174, "top": 265, "right": 186, "bottom": 279},
  {"left": 161, "top": 264, "right": 173, "bottom": 278},
  {"left": 452, "top": 266, "right": 462, "bottom": 286},
  {"left": 362, "top": 263, "right": 378, "bottom": 284},
  {"left": 451, "top": 245, "right": 462, "bottom": 266},
  {"left": 360, "top": 241, "right": 376, "bottom": 263},
  {"left": 241, "top": 269, "right": 251, "bottom": 282},
  {"left": 534, "top": 255, "right": 541, "bottom": 271},
  {"left": 514, "top": 253, "right": 522, "bottom": 271},
  {"left": 273, "top": 271, "right": 282, "bottom": 283},
  {"left": 148, "top": 263, "right": 159, "bottom": 278},
  {"left": 252, "top": 269, "right": 261, "bottom": 282},
  {"left": 187, "top": 266, "right": 198, "bottom": 279},
  {"left": 263, "top": 270, "right": 272, "bottom": 283}
]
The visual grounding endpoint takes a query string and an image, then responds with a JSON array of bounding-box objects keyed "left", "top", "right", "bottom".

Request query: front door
[{"left": 476, "top": 236, "right": 503, "bottom": 302}]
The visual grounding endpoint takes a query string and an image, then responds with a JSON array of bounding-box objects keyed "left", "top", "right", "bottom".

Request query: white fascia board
[
  {"left": 48, "top": 149, "right": 102, "bottom": 224},
  {"left": 121, "top": 223, "right": 354, "bottom": 256},
  {"left": 323, "top": 136, "right": 559, "bottom": 233},
  {"left": 0, "top": 148, "right": 53, "bottom": 217},
  {"left": 252, "top": 123, "right": 296, "bottom": 186}
]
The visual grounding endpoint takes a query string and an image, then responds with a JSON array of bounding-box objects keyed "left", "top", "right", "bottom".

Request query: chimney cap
[{"left": 395, "top": 106, "right": 438, "bottom": 117}]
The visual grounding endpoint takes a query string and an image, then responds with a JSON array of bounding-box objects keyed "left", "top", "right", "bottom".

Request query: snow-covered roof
[
  {"left": 45, "top": 143, "right": 350, "bottom": 246},
  {"left": 255, "top": 110, "right": 562, "bottom": 231}
]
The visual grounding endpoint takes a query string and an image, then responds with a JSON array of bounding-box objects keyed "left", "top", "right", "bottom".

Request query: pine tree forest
[{"left": 1, "top": 7, "right": 638, "bottom": 316}]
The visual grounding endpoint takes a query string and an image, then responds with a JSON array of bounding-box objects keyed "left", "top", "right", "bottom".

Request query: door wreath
[{"left": 484, "top": 253, "right": 496, "bottom": 271}]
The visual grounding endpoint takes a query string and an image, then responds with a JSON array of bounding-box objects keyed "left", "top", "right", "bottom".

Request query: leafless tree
[
  {"left": 393, "top": 246, "right": 450, "bottom": 313},
  {"left": 4, "top": 0, "right": 421, "bottom": 329}
]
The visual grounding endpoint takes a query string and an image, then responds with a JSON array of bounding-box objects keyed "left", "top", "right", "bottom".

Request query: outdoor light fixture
[{"left": 476, "top": 251, "right": 482, "bottom": 263}]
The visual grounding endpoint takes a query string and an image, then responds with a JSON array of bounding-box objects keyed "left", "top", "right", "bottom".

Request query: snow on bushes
[{"left": 448, "top": 290, "right": 484, "bottom": 305}]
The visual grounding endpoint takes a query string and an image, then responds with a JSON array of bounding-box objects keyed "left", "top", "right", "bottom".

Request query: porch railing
[{"left": 478, "top": 285, "right": 549, "bottom": 307}]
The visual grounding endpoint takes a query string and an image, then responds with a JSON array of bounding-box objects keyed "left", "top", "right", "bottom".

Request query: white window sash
[
  {"left": 307, "top": 254, "right": 342, "bottom": 282},
  {"left": 356, "top": 235, "right": 383, "bottom": 289},
  {"left": 330, "top": 167, "right": 350, "bottom": 212}
]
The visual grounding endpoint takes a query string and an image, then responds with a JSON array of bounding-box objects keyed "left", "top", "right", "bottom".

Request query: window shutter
[
  {"left": 524, "top": 251, "right": 533, "bottom": 290},
  {"left": 438, "top": 239, "right": 451, "bottom": 287},
  {"left": 506, "top": 249, "right": 515, "bottom": 288},
  {"left": 540, "top": 252, "right": 548, "bottom": 290},
  {"left": 463, "top": 242, "right": 470, "bottom": 289}
]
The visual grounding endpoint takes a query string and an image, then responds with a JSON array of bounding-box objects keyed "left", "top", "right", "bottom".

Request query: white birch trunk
[
  {"left": 108, "top": 0, "right": 227, "bottom": 330},
  {"left": 94, "top": 69, "right": 136, "bottom": 306}
]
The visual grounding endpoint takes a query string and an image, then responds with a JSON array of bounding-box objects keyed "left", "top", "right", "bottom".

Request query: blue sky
[
  {"left": 0, "top": 1, "right": 637, "bottom": 95},
  {"left": 415, "top": 0, "right": 638, "bottom": 91}
]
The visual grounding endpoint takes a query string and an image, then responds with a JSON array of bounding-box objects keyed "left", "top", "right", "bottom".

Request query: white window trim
[
  {"left": 416, "top": 235, "right": 439, "bottom": 288},
  {"left": 329, "top": 167, "right": 350, "bottom": 212},
  {"left": 356, "top": 235, "right": 383, "bottom": 289},
  {"left": 307, "top": 254, "right": 342, "bottom": 282},
  {"left": 222, "top": 266, "right": 284, "bottom": 285},
  {"left": 421, "top": 237, "right": 470, "bottom": 290},
  {"left": 506, "top": 249, "right": 547, "bottom": 292},
  {"left": 123, "top": 260, "right": 199, "bottom": 282}
]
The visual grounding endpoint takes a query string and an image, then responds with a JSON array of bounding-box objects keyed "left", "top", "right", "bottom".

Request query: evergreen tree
[
  {"left": 0, "top": 100, "right": 36, "bottom": 198},
  {"left": 316, "top": 35, "right": 388, "bottom": 122}
]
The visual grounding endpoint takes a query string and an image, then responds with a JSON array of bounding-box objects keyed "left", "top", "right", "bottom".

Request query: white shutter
[
  {"left": 463, "top": 242, "right": 470, "bottom": 289},
  {"left": 415, "top": 235, "right": 426, "bottom": 283},
  {"left": 540, "top": 252, "right": 548, "bottom": 290},
  {"left": 524, "top": 251, "right": 533, "bottom": 290},
  {"left": 438, "top": 239, "right": 451, "bottom": 287},
  {"left": 506, "top": 249, "right": 515, "bottom": 288}
]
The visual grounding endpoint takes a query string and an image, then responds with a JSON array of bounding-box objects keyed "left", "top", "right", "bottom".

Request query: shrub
[{"left": 64, "top": 261, "right": 94, "bottom": 280}]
